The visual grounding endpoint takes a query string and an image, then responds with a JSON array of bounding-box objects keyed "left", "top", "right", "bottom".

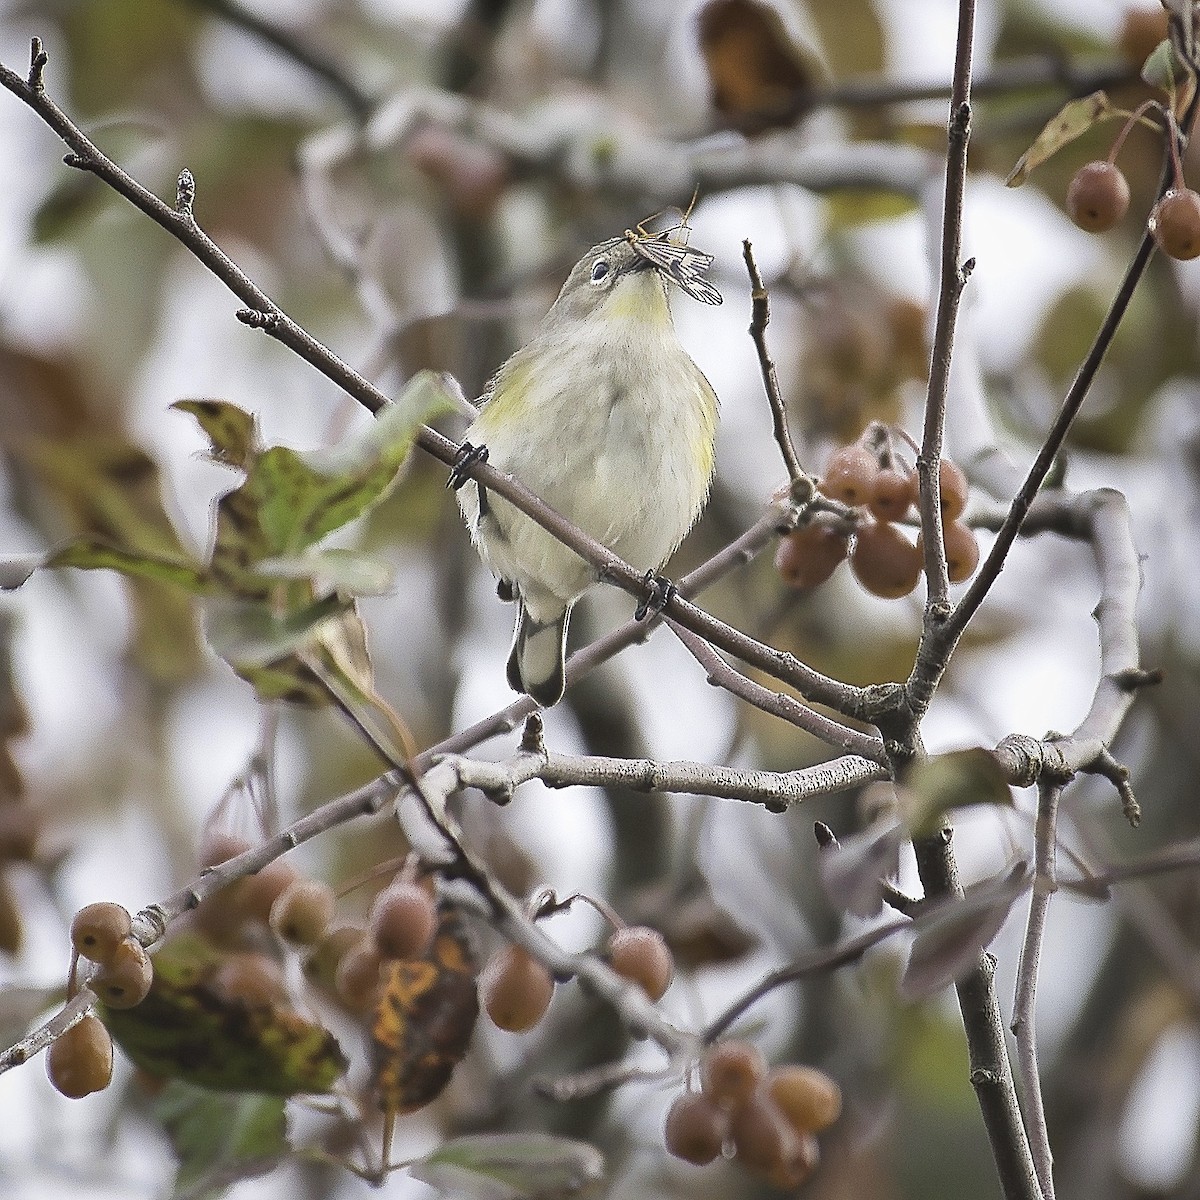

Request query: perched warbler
[{"left": 455, "top": 230, "right": 721, "bottom": 707}]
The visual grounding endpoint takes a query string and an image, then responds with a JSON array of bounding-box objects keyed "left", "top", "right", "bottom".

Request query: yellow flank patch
[{"left": 478, "top": 358, "right": 535, "bottom": 428}]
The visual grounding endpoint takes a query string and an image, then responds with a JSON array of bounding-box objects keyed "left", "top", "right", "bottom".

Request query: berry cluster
[
  {"left": 47, "top": 901, "right": 153, "bottom": 1098},
  {"left": 664, "top": 1039, "right": 842, "bottom": 1188},
  {"left": 481, "top": 922, "right": 674, "bottom": 1033},
  {"left": 1064, "top": 70, "right": 1200, "bottom": 260},
  {"left": 188, "top": 831, "right": 443, "bottom": 1016},
  {"left": 775, "top": 428, "right": 978, "bottom": 597}
]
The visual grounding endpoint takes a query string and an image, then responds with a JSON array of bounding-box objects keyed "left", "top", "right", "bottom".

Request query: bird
[{"left": 454, "top": 229, "right": 721, "bottom": 707}]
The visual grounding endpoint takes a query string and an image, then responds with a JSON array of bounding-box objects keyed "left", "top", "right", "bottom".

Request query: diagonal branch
[{"left": 0, "top": 46, "right": 870, "bottom": 721}]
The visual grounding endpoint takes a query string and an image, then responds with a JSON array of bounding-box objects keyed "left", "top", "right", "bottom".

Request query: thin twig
[
  {"left": 0, "top": 49, "right": 872, "bottom": 721},
  {"left": 742, "top": 240, "right": 806, "bottom": 488},
  {"left": 908, "top": 0, "right": 977, "bottom": 692},
  {"left": 1012, "top": 780, "right": 1063, "bottom": 1200},
  {"left": 667, "top": 619, "right": 886, "bottom": 762}
]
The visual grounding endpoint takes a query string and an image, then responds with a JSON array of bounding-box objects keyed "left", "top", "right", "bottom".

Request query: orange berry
[
  {"left": 481, "top": 944, "right": 555, "bottom": 1032},
  {"left": 700, "top": 1040, "right": 766, "bottom": 1112},
  {"left": 238, "top": 860, "right": 300, "bottom": 925},
  {"left": 46, "top": 1014, "right": 113, "bottom": 1098},
  {"left": 1067, "top": 162, "right": 1130, "bottom": 233},
  {"left": 774, "top": 522, "right": 850, "bottom": 591},
  {"left": 334, "top": 942, "right": 384, "bottom": 1012},
  {"left": 818, "top": 444, "right": 879, "bottom": 507},
  {"left": 1118, "top": 7, "right": 1169, "bottom": 69},
  {"left": 729, "top": 1087, "right": 800, "bottom": 1174},
  {"left": 765, "top": 1131, "right": 820, "bottom": 1189},
  {"left": 607, "top": 926, "right": 673, "bottom": 1002},
  {"left": 767, "top": 1064, "right": 843, "bottom": 1133},
  {"left": 71, "top": 902, "right": 132, "bottom": 965},
  {"left": 91, "top": 938, "right": 153, "bottom": 1009},
  {"left": 1150, "top": 189, "right": 1200, "bottom": 260},
  {"left": 368, "top": 883, "right": 438, "bottom": 960},
  {"left": 868, "top": 467, "right": 918, "bottom": 521},
  {"left": 664, "top": 1092, "right": 728, "bottom": 1165},
  {"left": 850, "top": 520, "right": 922, "bottom": 599},
  {"left": 938, "top": 458, "right": 969, "bottom": 520},
  {"left": 269, "top": 879, "right": 335, "bottom": 947},
  {"left": 196, "top": 830, "right": 251, "bottom": 870},
  {"left": 916, "top": 519, "right": 981, "bottom": 584},
  {"left": 211, "top": 952, "right": 287, "bottom": 1009}
]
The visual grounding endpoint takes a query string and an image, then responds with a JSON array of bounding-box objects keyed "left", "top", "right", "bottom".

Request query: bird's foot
[
  {"left": 447, "top": 441, "right": 489, "bottom": 491},
  {"left": 635, "top": 571, "right": 676, "bottom": 621}
]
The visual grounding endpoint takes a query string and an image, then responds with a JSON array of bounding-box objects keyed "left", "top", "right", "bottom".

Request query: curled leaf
[
  {"left": 818, "top": 820, "right": 902, "bottom": 919},
  {"left": 904, "top": 748, "right": 1013, "bottom": 838},
  {"left": 900, "top": 864, "right": 1029, "bottom": 1001},
  {"left": 1006, "top": 92, "right": 1117, "bottom": 187}
]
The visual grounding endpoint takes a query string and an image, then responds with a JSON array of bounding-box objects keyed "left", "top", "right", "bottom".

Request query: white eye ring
[{"left": 590, "top": 258, "right": 609, "bottom": 283}]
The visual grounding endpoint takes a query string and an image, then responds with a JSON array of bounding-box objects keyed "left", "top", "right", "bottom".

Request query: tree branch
[{"left": 1012, "top": 780, "right": 1064, "bottom": 1200}]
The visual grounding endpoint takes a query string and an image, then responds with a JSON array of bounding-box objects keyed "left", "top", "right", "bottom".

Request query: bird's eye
[{"left": 590, "top": 259, "right": 609, "bottom": 282}]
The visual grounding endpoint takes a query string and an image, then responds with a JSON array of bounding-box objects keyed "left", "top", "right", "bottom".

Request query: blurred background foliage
[{"left": 1, "top": 0, "right": 1200, "bottom": 1198}]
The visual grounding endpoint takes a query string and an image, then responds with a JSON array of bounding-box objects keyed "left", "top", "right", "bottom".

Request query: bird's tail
[{"left": 507, "top": 602, "right": 570, "bottom": 707}]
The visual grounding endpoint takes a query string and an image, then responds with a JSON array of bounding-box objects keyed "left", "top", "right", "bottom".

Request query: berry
[
  {"left": 868, "top": 467, "right": 917, "bottom": 521},
  {"left": 368, "top": 882, "right": 438, "bottom": 960},
  {"left": 269, "top": 879, "right": 335, "bottom": 947},
  {"left": 700, "top": 1040, "right": 766, "bottom": 1112},
  {"left": 71, "top": 902, "right": 133, "bottom": 965},
  {"left": 767, "top": 1064, "right": 843, "bottom": 1133},
  {"left": 91, "top": 938, "right": 153, "bottom": 1009},
  {"left": 196, "top": 830, "right": 252, "bottom": 870},
  {"left": 304, "top": 925, "right": 365, "bottom": 992},
  {"left": 664, "top": 1092, "right": 728, "bottom": 1165},
  {"left": 1118, "top": 7, "right": 1169, "bottom": 69},
  {"left": 212, "top": 952, "right": 286, "bottom": 1009},
  {"left": 481, "top": 944, "right": 555, "bottom": 1032},
  {"left": 765, "top": 1131, "right": 820, "bottom": 1189},
  {"left": 850, "top": 520, "right": 922, "bottom": 599},
  {"left": 1066, "top": 162, "right": 1130, "bottom": 233},
  {"left": 239, "top": 859, "right": 300, "bottom": 925},
  {"left": 729, "top": 1087, "right": 800, "bottom": 1174},
  {"left": 918, "top": 520, "right": 981, "bottom": 584},
  {"left": 938, "top": 458, "right": 969, "bottom": 520},
  {"left": 46, "top": 1014, "right": 113, "bottom": 1099},
  {"left": 774, "top": 522, "right": 850, "bottom": 591},
  {"left": 818, "top": 444, "right": 879, "bottom": 507},
  {"left": 334, "top": 942, "right": 384, "bottom": 1012},
  {"left": 607, "top": 926, "right": 674, "bottom": 1002},
  {"left": 1150, "top": 189, "right": 1200, "bottom": 260}
]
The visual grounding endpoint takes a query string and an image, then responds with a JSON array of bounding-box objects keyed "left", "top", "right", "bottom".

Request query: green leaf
[
  {"left": 207, "top": 371, "right": 454, "bottom": 580},
  {"left": 255, "top": 548, "right": 395, "bottom": 595},
  {"left": 904, "top": 748, "right": 1013, "bottom": 838},
  {"left": 1005, "top": 91, "right": 1117, "bottom": 187},
  {"left": 173, "top": 399, "right": 258, "bottom": 469},
  {"left": 155, "top": 1081, "right": 288, "bottom": 1200},
  {"left": 409, "top": 1133, "right": 605, "bottom": 1200},
  {"left": 202, "top": 592, "right": 349, "bottom": 671},
  {"left": 45, "top": 538, "right": 211, "bottom": 592},
  {"left": 100, "top": 934, "right": 347, "bottom": 1095}
]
